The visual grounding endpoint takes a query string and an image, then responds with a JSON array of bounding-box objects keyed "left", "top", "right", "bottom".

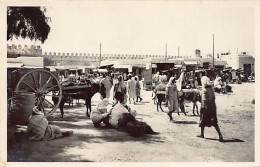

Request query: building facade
[{"left": 219, "top": 52, "right": 255, "bottom": 75}]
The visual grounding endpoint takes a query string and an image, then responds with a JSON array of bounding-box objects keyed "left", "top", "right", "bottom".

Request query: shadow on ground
[
  {"left": 205, "top": 137, "right": 244, "bottom": 143},
  {"left": 7, "top": 108, "right": 167, "bottom": 162},
  {"left": 173, "top": 121, "right": 198, "bottom": 124}
]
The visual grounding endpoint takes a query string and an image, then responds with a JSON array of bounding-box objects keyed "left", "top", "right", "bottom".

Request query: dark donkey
[
  {"left": 178, "top": 89, "right": 201, "bottom": 116},
  {"left": 53, "top": 81, "right": 101, "bottom": 117}
]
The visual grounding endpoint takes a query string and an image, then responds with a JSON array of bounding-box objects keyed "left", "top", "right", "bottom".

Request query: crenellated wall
[
  {"left": 7, "top": 44, "right": 178, "bottom": 66},
  {"left": 7, "top": 44, "right": 42, "bottom": 58}
]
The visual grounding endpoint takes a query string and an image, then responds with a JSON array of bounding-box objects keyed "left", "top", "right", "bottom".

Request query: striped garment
[{"left": 26, "top": 115, "right": 55, "bottom": 141}]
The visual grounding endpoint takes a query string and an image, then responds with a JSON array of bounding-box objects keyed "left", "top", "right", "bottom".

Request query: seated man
[
  {"left": 26, "top": 106, "right": 73, "bottom": 141},
  {"left": 90, "top": 98, "right": 111, "bottom": 127},
  {"left": 214, "top": 77, "right": 226, "bottom": 93},
  {"left": 109, "top": 92, "right": 137, "bottom": 128}
]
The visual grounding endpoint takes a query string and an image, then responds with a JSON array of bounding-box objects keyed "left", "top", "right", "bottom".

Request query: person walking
[
  {"left": 165, "top": 77, "right": 179, "bottom": 121},
  {"left": 197, "top": 72, "right": 224, "bottom": 142},
  {"left": 127, "top": 75, "right": 137, "bottom": 104},
  {"left": 135, "top": 77, "right": 143, "bottom": 102}
]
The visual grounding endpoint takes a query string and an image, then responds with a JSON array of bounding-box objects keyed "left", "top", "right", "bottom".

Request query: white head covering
[
  {"left": 168, "top": 77, "right": 176, "bottom": 85},
  {"left": 99, "top": 98, "right": 109, "bottom": 107},
  {"left": 201, "top": 76, "right": 211, "bottom": 87}
]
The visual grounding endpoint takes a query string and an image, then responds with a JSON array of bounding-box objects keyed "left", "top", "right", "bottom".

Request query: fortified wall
[
  {"left": 7, "top": 44, "right": 42, "bottom": 58},
  {"left": 7, "top": 44, "right": 179, "bottom": 66}
]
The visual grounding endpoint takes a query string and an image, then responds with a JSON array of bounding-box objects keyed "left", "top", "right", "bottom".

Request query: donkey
[
  {"left": 53, "top": 81, "right": 101, "bottom": 117},
  {"left": 178, "top": 89, "right": 201, "bottom": 116}
]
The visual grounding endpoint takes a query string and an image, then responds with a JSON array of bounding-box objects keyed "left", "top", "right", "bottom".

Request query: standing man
[
  {"left": 153, "top": 72, "right": 160, "bottom": 88},
  {"left": 100, "top": 73, "right": 113, "bottom": 100},
  {"left": 113, "top": 75, "right": 127, "bottom": 105},
  {"left": 165, "top": 77, "right": 179, "bottom": 121},
  {"left": 135, "top": 77, "right": 143, "bottom": 102},
  {"left": 127, "top": 75, "right": 137, "bottom": 104}
]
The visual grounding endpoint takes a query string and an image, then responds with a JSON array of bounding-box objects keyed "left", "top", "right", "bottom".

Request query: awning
[
  {"left": 97, "top": 69, "right": 108, "bottom": 73},
  {"left": 152, "top": 64, "right": 157, "bottom": 68},
  {"left": 22, "top": 66, "right": 45, "bottom": 69},
  {"left": 44, "top": 66, "right": 57, "bottom": 71},
  {"left": 113, "top": 64, "right": 132, "bottom": 69},
  {"left": 174, "top": 64, "right": 182, "bottom": 68},
  {"left": 86, "top": 66, "right": 97, "bottom": 69},
  {"left": 7, "top": 62, "right": 23, "bottom": 68},
  {"left": 184, "top": 61, "right": 198, "bottom": 65},
  {"left": 99, "top": 64, "right": 114, "bottom": 69},
  {"left": 55, "top": 67, "right": 69, "bottom": 70}
]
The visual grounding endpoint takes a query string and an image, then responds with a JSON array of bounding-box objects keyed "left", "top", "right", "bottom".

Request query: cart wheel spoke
[
  {"left": 44, "top": 98, "right": 54, "bottom": 107},
  {"left": 30, "top": 73, "right": 38, "bottom": 91},
  {"left": 15, "top": 69, "right": 62, "bottom": 117},
  {"left": 22, "top": 81, "right": 36, "bottom": 92},
  {"left": 44, "top": 94, "right": 60, "bottom": 98},
  {"left": 44, "top": 84, "right": 59, "bottom": 93},
  {"left": 38, "top": 71, "right": 42, "bottom": 89},
  {"left": 40, "top": 76, "right": 52, "bottom": 91},
  {"left": 35, "top": 97, "right": 40, "bottom": 106}
]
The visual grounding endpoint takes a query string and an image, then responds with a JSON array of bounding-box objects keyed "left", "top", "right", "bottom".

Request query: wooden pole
[
  {"left": 99, "top": 43, "right": 101, "bottom": 67},
  {"left": 165, "top": 43, "right": 167, "bottom": 63},
  {"left": 213, "top": 34, "right": 214, "bottom": 69}
]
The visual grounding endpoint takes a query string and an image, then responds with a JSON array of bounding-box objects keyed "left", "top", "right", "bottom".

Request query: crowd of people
[{"left": 25, "top": 67, "right": 253, "bottom": 142}]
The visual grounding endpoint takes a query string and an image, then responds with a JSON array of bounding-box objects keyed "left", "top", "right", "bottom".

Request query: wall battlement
[
  {"left": 7, "top": 44, "right": 182, "bottom": 66},
  {"left": 7, "top": 44, "right": 42, "bottom": 57}
]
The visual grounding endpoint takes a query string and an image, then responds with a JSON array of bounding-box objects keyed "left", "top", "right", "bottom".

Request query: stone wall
[
  {"left": 7, "top": 44, "right": 184, "bottom": 66},
  {"left": 7, "top": 44, "right": 42, "bottom": 58}
]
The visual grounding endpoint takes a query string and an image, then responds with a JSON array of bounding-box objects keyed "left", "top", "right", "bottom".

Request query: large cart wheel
[{"left": 14, "top": 69, "right": 62, "bottom": 117}]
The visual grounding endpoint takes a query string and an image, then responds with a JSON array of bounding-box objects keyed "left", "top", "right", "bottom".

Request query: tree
[{"left": 7, "top": 7, "right": 51, "bottom": 43}]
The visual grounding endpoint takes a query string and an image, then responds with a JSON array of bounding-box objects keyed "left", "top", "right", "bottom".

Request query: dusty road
[{"left": 7, "top": 82, "right": 255, "bottom": 162}]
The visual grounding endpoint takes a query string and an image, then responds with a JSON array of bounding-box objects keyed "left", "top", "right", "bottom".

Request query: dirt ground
[{"left": 7, "top": 82, "right": 255, "bottom": 162}]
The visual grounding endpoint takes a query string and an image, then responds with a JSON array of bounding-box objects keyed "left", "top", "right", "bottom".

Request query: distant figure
[
  {"left": 127, "top": 75, "right": 137, "bottom": 104},
  {"left": 113, "top": 75, "right": 127, "bottom": 104},
  {"left": 194, "top": 77, "right": 199, "bottom": 88},
  {"left": 135, "top": 77, "right": 143, "bottom": 102},
  {"left": 68, "top": 73, "right": 75, "bottom": 82},
  {"left": 197, "top": 72, "right": 223, "bottom": 142},
  {"left": 189, "top": 71, "right": 195, "bottom": 88},
  {"left": 214, "top": 76, "right": 226, "bottom": 93},
  {"left": 123, "top": 73, "right": 128, "bottom": 81},
  {"left": 165, "top": 77, "right": 179, "bottom": 121},
  {"left": 100, "top": 73, "right": 113, "bottom": 100},
  {"left": 153, "top": 72, "right": 160, "bottom": 88}
]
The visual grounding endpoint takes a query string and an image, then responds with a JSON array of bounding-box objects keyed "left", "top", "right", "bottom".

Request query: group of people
[
  {"left": 100, "top": 74, "right": 143, "bottom": 104},
  {"left": 154, "top": 70, "right": 224, "bottom": 142}
]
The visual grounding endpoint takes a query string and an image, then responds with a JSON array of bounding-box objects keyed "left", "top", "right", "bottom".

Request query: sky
[{"left": 7, "top": 2, "right": 255, "bottom": 57}]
